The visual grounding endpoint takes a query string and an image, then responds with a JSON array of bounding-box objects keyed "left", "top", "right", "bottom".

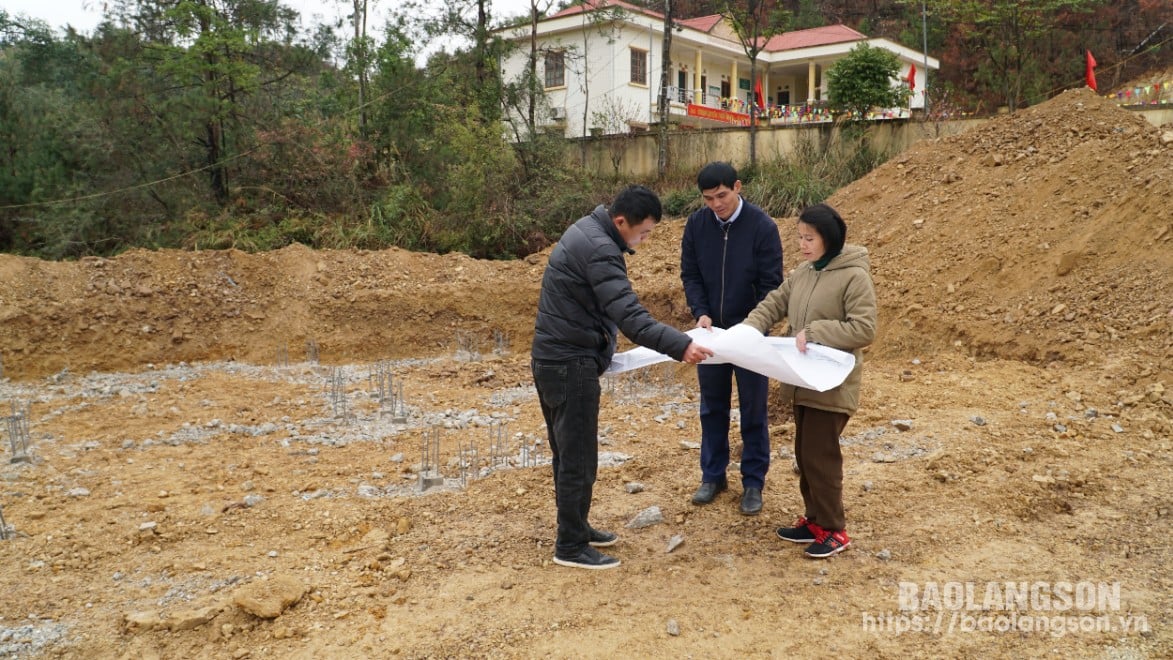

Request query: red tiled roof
[
  {"left": 546, "top": 2, "right": 867, "bottom": 54},
  {"left": 551, "top": 0, "right": 662, "bottom": 21},
  {"left": 678, "top": 15, "right": 723, "bottom": 33},
  {"left": 763, "top": 24, "right": 866, "bottom": 51}
]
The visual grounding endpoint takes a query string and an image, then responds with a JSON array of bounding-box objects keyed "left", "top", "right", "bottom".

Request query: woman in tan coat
[{"left": 743, "top": 203, "right": 877, "bottom": 558}]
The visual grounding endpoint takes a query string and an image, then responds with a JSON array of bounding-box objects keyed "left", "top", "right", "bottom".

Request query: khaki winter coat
[{"left": 743, "top": 244, "right": 877, "bottom": 415}]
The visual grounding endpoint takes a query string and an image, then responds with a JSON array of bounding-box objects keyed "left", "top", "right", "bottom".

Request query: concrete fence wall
[
  {"left": 1134, "top": 107, "right": 1173, "bottom": 127},
  {"left": 568, "top": 107, "right": 1168, "bottom": 179},
  {"left": 569, "top": 118, "right": 983, "bottom": 179}
]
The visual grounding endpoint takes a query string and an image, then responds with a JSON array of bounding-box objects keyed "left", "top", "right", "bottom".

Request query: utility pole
[{"left": 657, "top": 0, "right": 673, "bottom": 179}]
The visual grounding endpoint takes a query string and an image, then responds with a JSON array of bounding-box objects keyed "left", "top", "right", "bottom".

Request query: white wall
[{"left": 502, "top": 10, "right": 664, "bottom": 138}]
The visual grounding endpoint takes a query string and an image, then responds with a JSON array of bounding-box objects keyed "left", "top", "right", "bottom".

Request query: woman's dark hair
[{"left": 798, "top": 203, "right": 847, "bottom": 258}]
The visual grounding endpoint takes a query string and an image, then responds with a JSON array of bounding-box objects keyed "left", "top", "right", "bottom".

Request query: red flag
[
  {"left": 907, "top": 63, "right": 917, "bottom": 91},
  {"left": 1085, "top": 50, "right": 1097, "bottom": 92},
  {"left": 754, "top": 78, "right": 765, "bottom": 109}
]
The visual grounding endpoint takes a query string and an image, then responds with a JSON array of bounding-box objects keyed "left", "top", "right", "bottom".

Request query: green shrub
[
  {"left": 368, "top": 185, "right": 434, "bottom": 251},
  {"left": 740, "top": 131, "right": 895, "bottom": 219},
  {"left": 661, "top": 187, "right": 701, "bottom": 218}
]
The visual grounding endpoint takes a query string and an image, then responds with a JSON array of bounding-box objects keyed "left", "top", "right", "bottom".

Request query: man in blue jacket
[
  {"left": 681, "top": 162, "right": 783, "bottom": 515},
  {"left": 533, "top": 185, "right": 713, "bottom": 570}
]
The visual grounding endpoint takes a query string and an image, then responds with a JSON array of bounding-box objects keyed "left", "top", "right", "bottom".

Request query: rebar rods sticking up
[
  {"left": 4, "top": 402, "right": 31, "bottom": 464},
  {"left": 370, "top": 361, "right": 407, "bottom": 423},
  {"left": 329, "top": 368, "right": 354, "bottom": 423},
  {"left": 418, "top": 427, "right": 444, "bottom": 491}
]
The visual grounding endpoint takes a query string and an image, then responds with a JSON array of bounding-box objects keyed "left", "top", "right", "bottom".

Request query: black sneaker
[
  {"left": 776, "top": 516, "right": 816, "bottom": 544},
  {"left": 804, "top": 524, "right": 851, "bottom": 559},
  {"left": 553, "top": 546, "right": 621, "bottom": 570},
  {"left": 588, "top": 528, "right": 618, "bottom": 548}
]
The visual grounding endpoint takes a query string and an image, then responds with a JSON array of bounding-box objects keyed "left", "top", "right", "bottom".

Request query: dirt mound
[
  {"left": 838, "top": 88, "right": 1172, "bottom": 366},
  {"left": 0, "top": 244, "right": 544, "bottom": 379}
]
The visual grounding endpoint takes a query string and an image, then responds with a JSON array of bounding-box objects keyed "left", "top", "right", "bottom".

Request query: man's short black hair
[
  {"left": 697, "top": 161, "right": 738, "bottom": 191},
  {"left": 610, "top": 185, "right": 663, "bottom": 224}
]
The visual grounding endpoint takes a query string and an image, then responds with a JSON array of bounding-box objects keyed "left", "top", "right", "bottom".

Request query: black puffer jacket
[{"left": 532, "top": 205, "right": 691, "bottom": 374}]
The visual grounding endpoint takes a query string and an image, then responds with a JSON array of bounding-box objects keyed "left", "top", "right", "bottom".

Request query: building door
[
  {"left": 677, "top": 70, "right": 688, "bottom": 103},
  {"left": 720, "top": 80, "right": 731, "bottom": 107},
  {"left": 778, "top": 89, "right": 791, "bottom": 106}
]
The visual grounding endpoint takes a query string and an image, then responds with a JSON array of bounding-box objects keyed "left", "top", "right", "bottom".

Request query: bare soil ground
[{"left": 0, "top": 88, "right": 1170, "bottom": 658}]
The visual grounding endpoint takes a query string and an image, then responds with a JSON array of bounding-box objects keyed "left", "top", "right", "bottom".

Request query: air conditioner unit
[{"left": 550, "top": 107, "right": 567, "bottom": 121}]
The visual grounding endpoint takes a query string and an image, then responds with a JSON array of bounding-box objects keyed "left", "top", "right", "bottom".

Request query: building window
[
  {"left": 544, "top": 50, "right": 565, "bottom": 88},
  {"left": 630, "top": 48, "right": 647, "bottom": 85}
]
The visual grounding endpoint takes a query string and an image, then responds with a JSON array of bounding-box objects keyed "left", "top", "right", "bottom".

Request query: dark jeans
[
  {"left": 697, "top": 362, "right": 771, "bottom": 489},
  {"left": 794, "top": 405, "right": 849, "bottom": 531},
  {"left": 532, "top": 357, "right": 600, "bottom": 557}
]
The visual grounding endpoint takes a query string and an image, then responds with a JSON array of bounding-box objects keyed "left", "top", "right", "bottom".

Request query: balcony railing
[
  {"left": 664, "top": 86, "right": 909, "bottom": 125},
  {"left": 667, "top": 86, "right": 832, "bottom": 124}
]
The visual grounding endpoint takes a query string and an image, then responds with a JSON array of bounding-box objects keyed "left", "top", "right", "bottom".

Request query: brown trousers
[{"left": 794, "top": 405, "right": 849, "bottom": 531}]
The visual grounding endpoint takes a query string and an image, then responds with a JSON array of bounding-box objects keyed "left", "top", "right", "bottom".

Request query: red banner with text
[{"left": 686, "top": 104, "right": 751, "bottom": 126}]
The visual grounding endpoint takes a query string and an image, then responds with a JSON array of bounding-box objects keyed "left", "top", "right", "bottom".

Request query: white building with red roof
[{"left": 498, "top": 0, "right": 938, "bottom": 138}]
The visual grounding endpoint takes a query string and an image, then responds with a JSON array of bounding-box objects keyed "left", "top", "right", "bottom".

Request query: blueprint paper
[{"left": 606, "top": 324, "right": 855, "bottom": 392}]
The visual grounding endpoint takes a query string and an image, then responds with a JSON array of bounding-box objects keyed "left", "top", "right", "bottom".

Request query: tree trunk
[
  {"left": 206, "top": 119, "right": 228, "bottom": 205},
  {"left": 528, "top": 2, "right": 538, "bottom": 135},
  {"left": 749, "top": 59, "right": 757, "bottom": 168},
  {"left": 199, "top": 5, "right": 228, "bottom": 205},
  {"left": 657, "top": 0, "right": 672, "bottom": 179},
  {"left": 354, "top": 0, "right": 368, "bottom": 136},
  {"left": 476, "top": 0, "right": 487, "bottom": 88}
]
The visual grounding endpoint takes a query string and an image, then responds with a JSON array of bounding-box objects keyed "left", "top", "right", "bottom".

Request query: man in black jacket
[
  {"left": 681, "top": 162, "right": 783, "bottom": 515},
  {"left": 532, "top": 185, "right": 712, "bottom": 570}
]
